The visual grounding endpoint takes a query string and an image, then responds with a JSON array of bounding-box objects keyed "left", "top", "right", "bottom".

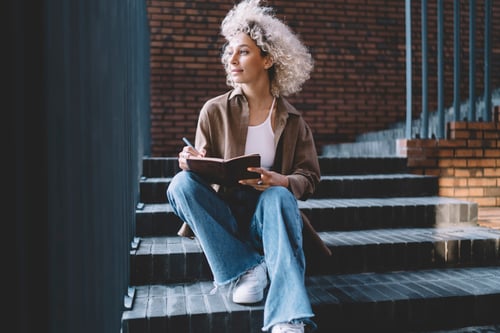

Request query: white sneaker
[
  {"left": 232, "top": 261, "right": 268, "bottom": 304},
  {"left": 271, "top": 322, "right": 305, "bottom": 333}
]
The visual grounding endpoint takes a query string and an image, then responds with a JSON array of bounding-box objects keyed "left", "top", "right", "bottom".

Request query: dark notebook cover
[{"left": 186, "top": 153, "right": 261, "bottom": 186}]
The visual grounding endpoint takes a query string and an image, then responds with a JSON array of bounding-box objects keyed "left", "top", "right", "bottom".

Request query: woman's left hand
[{"left": 238, "top": 167, "right": 289, "bottom": 191}]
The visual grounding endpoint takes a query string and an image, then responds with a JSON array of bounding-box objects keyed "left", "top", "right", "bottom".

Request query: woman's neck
[
  {"left": 243, "top": 86, "right": 276, "bottom": 126},
  {"left": 241, "top": 85, "right": 274, "bottom": 113}
]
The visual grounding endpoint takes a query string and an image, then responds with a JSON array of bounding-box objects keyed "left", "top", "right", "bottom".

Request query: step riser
[
  {"left": 318, "top": 157, "right": 408, "bottom": 174},
  {"left": 130, "top": 236, "right": 500, "bottom": 285},
  {"left": 135, "top": 203, "right": 477, "bottom": 237},
  {"left": 312, "top": 294, "right": 500, "bottom": 333},
  {"left": 141, "top": 157, "right": 410, "bottom": 179},
  {"left": 139, "top": 176, "right": 438, "bottom": 204},
  {"left": 312, "top": 176, "right": 438, "bottom": 199},
  {"left": 130, "top": 251, "right": 212, "bottom": 285},
  {"left": 302, "top": 203, "right": 475, "bottom": 231}
]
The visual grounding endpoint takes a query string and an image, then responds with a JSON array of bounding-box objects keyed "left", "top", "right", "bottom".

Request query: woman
[{"left": 167, "top": 1, "right": 321, "bottom": 332}]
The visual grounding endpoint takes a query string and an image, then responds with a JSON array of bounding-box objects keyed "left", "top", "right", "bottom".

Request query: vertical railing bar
[
  {"left": 453, "top": 0, "right": 461, "bottom": 121},
  {"left": 421, "top": 0, "right": 429, "bottom": 139},
  {"left": 405, "top": 0, "right": 412, "bottom": 139},
  {"left": 468, "top": 0, "right": 476, "bottom": 121},
  {"left": 437, "top": 0, "right": 444, "bottom": 138},
  {"left": 483, "top": 0, "right": 491, "bottom": 121}
]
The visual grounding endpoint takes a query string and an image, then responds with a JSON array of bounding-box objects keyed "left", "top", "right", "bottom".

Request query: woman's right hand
[{"left": 178, "top": 146, "right": 206, "bottom": 170}]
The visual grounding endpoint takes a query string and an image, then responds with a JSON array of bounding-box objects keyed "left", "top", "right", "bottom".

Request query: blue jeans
[{"left": 167, "top": 170, "right": 316, "bottom": 332}]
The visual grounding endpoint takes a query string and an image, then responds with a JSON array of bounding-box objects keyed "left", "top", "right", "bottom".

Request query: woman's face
[{"left": 225, "top": 32, "right": 271, "bottom": 85}]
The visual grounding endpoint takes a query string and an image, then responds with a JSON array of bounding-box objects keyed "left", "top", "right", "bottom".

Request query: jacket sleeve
[
  {"left": 283, "top": 118, "right": 321, "bottom": 201},
  {"left": 194, "top": 105, "right": 213, "bottom": 156}
]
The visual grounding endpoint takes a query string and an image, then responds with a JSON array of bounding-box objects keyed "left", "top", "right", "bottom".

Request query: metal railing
[{"left": 405, "top": 0, "right": 493, "bottom": 139}]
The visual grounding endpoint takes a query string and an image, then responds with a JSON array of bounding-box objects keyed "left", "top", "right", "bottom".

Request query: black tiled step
[
  {"left": 139, "top": 173, "right": 439, "bottom": 203},
  {"left": 301, "top": 196, "right": 477, "bottom": 231},
  {"left": 413, "top": 324, "right": 500, "bottom": 333},
  {"left": 312, "top": 174, "right": 438, "bottom": 198},
  {"left": 129, "top": 226, "right": 500, "bottom": 285},
  {"left": 317, "top": 156, "right": 408, "bottom": 174},
  {"left": 135, "top": 197, "right": 478, "bottom": 237},
  {"left": 139, "top": 174, "right": 439, "bottom": 204},
  {"left": 141, "top": 156, "right": 409, "bottom": 179},
  {"left": 142, "top": 157, "right": 181, "bottom": 179},
  {"left": 130, "top": 236, "right": 212, "bottom": 285},
  {"left": 121, "top": 266, "right": 500, "bottom": 333},
  {"left": 309, "top": 226, "right": 500, "bottom": 274}
]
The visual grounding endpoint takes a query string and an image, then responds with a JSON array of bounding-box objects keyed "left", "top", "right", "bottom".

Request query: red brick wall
[
  {"left": 398, "top": 113, "right": 500, "bottom": 208},
  {"left": 147, "top": 0, "right": 500, "bottom": 157}
]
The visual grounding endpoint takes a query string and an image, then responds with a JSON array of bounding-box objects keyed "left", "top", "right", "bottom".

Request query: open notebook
[{"left": 186, "top": 153, "right": 261, "bottom": 186}]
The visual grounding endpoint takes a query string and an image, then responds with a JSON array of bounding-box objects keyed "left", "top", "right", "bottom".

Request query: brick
[
  {"left": 483, "top": 132, "right": 500, "bottom": 140},
  {"left": 437, "top": 149, "right": 454, "bottom": 157},
  {"left": 468, "top": 188, "right": 485, "bottom": 197},
  {"left": 454, "top": 188, "right": 470, "bottom": 197},
  {"left": 422, "top": 168, "right": 441, "bottom": 176},
  {"left": 438, "top": 158, "right": 467, "bottom": 168},
  {"left": 407, "top": 158, "right": 438, "bottom": 168},
  {"left": 439, "top": 168, "right": 455, "bottom": 177},
  {"left": 408, "top": 139, "right": 438, "bottom": 148},
  {"left": 455, "top": 169, "right": 483, "bottom": 177},
  {"left": 484, "top": 187, "right": 500, "bottom": 196},
  {"left": 437, "top": 140, "right": 467, "bottom": 148},
  {"left": 485, "top": 149, "right": 500, "bottom": 158},
  {"left": 473, "top": 197, "right": 498, "bottom": 206},
  {"left": 468, "top": 122, "right": 497, "bottom": 130},
  {"left": 448, "top": 122, "right": 469, "bottom": 130},
  {"left": 484, "top": 168, "right": 500, "bottom": 176},
  {"left": 468, "top": 178, "right": 497, "bottom": 187},
  {"left": 439, "top": 188, "right": 455, "bottom": 196},
  {"left": 452, "top": 131, "right": 475, "bottom": 139},
  {"left": 455, "top": 149, "right": 484, "bottom": 158},
  {"left": 468, "top": 159, "right": 497, "bottom": 167},
  {"left": 439, "top": 177, "right": 467, "bottom": 187}
]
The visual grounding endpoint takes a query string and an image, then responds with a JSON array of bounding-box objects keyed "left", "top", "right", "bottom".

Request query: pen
[{"left": 182, "top": 137, "right": 199, "bottom": 154}]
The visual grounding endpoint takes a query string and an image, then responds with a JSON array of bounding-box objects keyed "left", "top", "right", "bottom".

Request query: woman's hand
[
  {"left": 238, "top": 167, "right": 289, "bottom": 191},
  {"left": 178, "top": 146, "right": 206, "bottom": 170}
]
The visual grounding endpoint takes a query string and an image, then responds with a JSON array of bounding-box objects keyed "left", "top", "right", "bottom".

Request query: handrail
[
  {"left": 405, "top": 0, "right": 413, "bottom": 139},
  {"left": 406, "top": 0, "right": 493, "bottom": 139},
  {"left": 483, "top": 0, "right": 492, "bottom": 121},
  {"left": 469, "top": 0, "right": 476, "bottom": 122},
  {"left": 453, "top": 0, "right": 461, "bottom": 121}
]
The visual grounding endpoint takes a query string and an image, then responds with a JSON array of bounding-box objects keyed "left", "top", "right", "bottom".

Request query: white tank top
[{"left": 245, "top": 98, "right": 276, "bottom": 170}]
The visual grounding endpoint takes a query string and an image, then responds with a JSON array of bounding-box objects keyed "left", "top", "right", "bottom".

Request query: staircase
[{"left": 121, "top": 156, "right": 500, "bottom": 333}]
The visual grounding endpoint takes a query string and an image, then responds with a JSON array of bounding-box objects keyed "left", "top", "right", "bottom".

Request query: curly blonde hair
[{"left": 220, "top": 0, "right": 313, "bottom": 97}]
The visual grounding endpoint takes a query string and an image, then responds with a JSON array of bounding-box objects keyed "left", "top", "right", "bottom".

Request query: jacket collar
[{"left": 228, "top": 87, "right": 301, "bottom": 116}]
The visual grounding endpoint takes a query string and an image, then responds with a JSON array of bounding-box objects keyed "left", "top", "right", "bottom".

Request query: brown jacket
[{"left": 177, "top": 87, "right": 331, "bottom": 256}]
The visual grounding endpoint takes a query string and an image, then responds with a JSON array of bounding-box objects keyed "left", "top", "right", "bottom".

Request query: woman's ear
[{"left": 264, "top": 56, "right": 274, "bottom": 69}]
